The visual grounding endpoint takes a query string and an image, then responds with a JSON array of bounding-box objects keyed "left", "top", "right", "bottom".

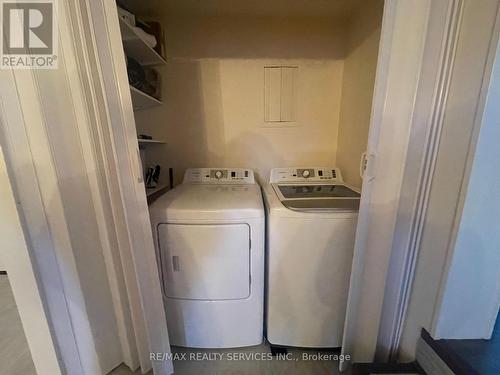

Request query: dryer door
[{"left": 157, "top": 223, "right": 250, "bottom": 300}]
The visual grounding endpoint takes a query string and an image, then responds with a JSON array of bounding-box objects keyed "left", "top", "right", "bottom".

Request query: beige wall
[
  {"left": 135, "top": 10, "right": 383, "bottom": 186},
  {"left": 336, "top": 1, "right": 384, "bottom": 188},
  {"left": 135, "top": 15, "right": 347, "bottom": 185}
]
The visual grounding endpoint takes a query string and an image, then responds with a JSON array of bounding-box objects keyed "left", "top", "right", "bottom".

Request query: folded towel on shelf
[{"left": 132, "top": 26, "right": 157, "bottom": 48}]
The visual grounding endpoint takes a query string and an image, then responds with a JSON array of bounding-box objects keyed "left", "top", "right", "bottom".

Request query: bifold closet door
[
  {"left": 339, "top": 0, "right": 434, "bottom": 370},
  {"left": 74, "top": 0, "right": 174, "bottom": 374}
]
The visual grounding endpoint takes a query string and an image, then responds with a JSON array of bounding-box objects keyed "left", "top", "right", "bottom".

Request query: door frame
[
  {"left": 0, "top": 132, "right": 62, "bottom": 375},
  {"left": 0, "top": 7, "right": 103, "bottom": 372},
  {"left": 398, "top": 0, "right": 500, "bottom": 358},
  {"left": 73, "top": 0, "right": 174, "bottom": 374},
  {"left": 375, "top": 0, "right": 466, "bottom": 361},
  {"left": 1, "top": 0, "right": 173, "bottom": 374},
  {"left": 341, "top": 0, "right": 472, "bottom": 369}
]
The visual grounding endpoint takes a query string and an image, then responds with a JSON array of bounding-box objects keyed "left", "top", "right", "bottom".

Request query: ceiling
[{"left": 118, "top": 0, "right": 364, "bottom": 19}]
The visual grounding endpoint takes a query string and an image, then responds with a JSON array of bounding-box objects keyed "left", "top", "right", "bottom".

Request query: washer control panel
[
  {"left": 183, "top": 168, "right": 255, "bottom": 184},
  {"left": 270, "top": 167, "right": 343, "bottom": 183}
]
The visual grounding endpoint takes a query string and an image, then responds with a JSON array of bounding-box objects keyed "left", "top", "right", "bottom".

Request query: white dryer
[
  {"left": 149, "top": 168, "right": 265, "bottom": 348},
  {"left": 263, "top": 167, "right": 360, "bottom": 348}
]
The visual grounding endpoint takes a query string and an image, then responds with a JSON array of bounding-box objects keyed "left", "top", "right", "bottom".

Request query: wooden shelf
[
  {"left": 119, "top": 18, "right": 166, "bottom": 66},
  {"left": 130, "top": 86, "right": 162, "bottom": 111},
  {"left": 138, "top": 139, "right": 166, "bottom": 145},
  {"left": 146, "top": 184, "right": 168, "bottom": 197}
]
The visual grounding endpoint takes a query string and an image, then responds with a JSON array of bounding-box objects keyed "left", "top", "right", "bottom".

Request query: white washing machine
[
  {"left": 149, "top": 168, "right": 265, "bottom": 348},
  {"left": 263, "top": 167, "right": 360, "bottom": 348}
]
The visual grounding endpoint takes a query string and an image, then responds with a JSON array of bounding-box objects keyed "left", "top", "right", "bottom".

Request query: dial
[
  {"left": 215, "top": 170, "right": 223, "bottom": 179},
  {"left": 302, "top": 170, "right": 310, "bottom": 178}
]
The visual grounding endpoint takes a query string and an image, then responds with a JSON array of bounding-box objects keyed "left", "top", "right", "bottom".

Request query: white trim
[
  {"left": 1, "top": 0, "right": 173, "bottom": 371},
  {"left": 83, "top": 0, "right": 151, "bottom": 368},
  {"left": 375, "top": 0, "right": 464, "bottom": 361},
  {"left": 431, "top": 3, "right": 500, "bottom": 339},
  {"left": 0, "top": 0, "right": 151, "bottom": 372},
  {"left": 340, "top": 0, "right": 433, "bottom": 369},
  {"left": 0, "top": 116, "right": 62, "bottom": 375},
  {"left": 84, "top": 0, "right": 173, "bottom": 373},
  {"left": 398, "top": 0, "right": 500, "bottom": 360},
  {"left": 0, "top": 64, "right": 92, "bottom": 375},
  {"left": 30, "top": 1, "right": 123, "bottom": 369},
  {"left": 64, "top": 1, "right": 139, "bottom": 369}
]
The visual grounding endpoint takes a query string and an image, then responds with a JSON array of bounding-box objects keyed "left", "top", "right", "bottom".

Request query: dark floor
[{"left": 441, "top": 312, "right": 500, "bottom": 375}]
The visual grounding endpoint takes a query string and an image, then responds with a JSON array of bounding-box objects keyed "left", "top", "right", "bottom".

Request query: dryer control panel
[
  {"left": 269, "top": 167, "right": 343, "bottom": 183},
  {"left": 183, "top": 168, "right": 255, "bottom": 184}
]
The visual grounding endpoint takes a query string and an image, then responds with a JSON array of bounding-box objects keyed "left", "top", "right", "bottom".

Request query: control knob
[
  {"left": 302, "top": 170, "right": 310, "bottom": 178},
  {"left": 215, "top": 170, "right": 223, "bottom": 179}
]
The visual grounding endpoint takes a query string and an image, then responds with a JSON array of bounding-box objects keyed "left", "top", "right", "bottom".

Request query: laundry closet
[
  {"left": 0, "top": 1, "right": 388, "bottom": 374},
  {"left": 117, "top": 0, "right": 384, "bottom": 194},
  {"left": 115, "top": 0, "right": 384, "bottom": 370}
]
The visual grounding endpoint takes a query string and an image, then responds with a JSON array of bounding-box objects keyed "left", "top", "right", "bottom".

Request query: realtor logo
[{"left": 1, "top": 0, "right": 57, "bottom": 69}]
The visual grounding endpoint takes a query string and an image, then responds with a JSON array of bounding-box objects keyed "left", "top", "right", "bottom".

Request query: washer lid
[
  {"left": 277, "top": 184, "right": 359, "bottom": 199},
  {"left": 149, "top": 183, "right": 264, "bottom": 220},
  {"left": 272, "top": 183, "right": 360, "bottom": 211}
]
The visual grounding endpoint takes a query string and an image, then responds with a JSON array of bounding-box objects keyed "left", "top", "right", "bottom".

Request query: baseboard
[{"left": 417, "top": 329, "right": 477, "bottom": 375}]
